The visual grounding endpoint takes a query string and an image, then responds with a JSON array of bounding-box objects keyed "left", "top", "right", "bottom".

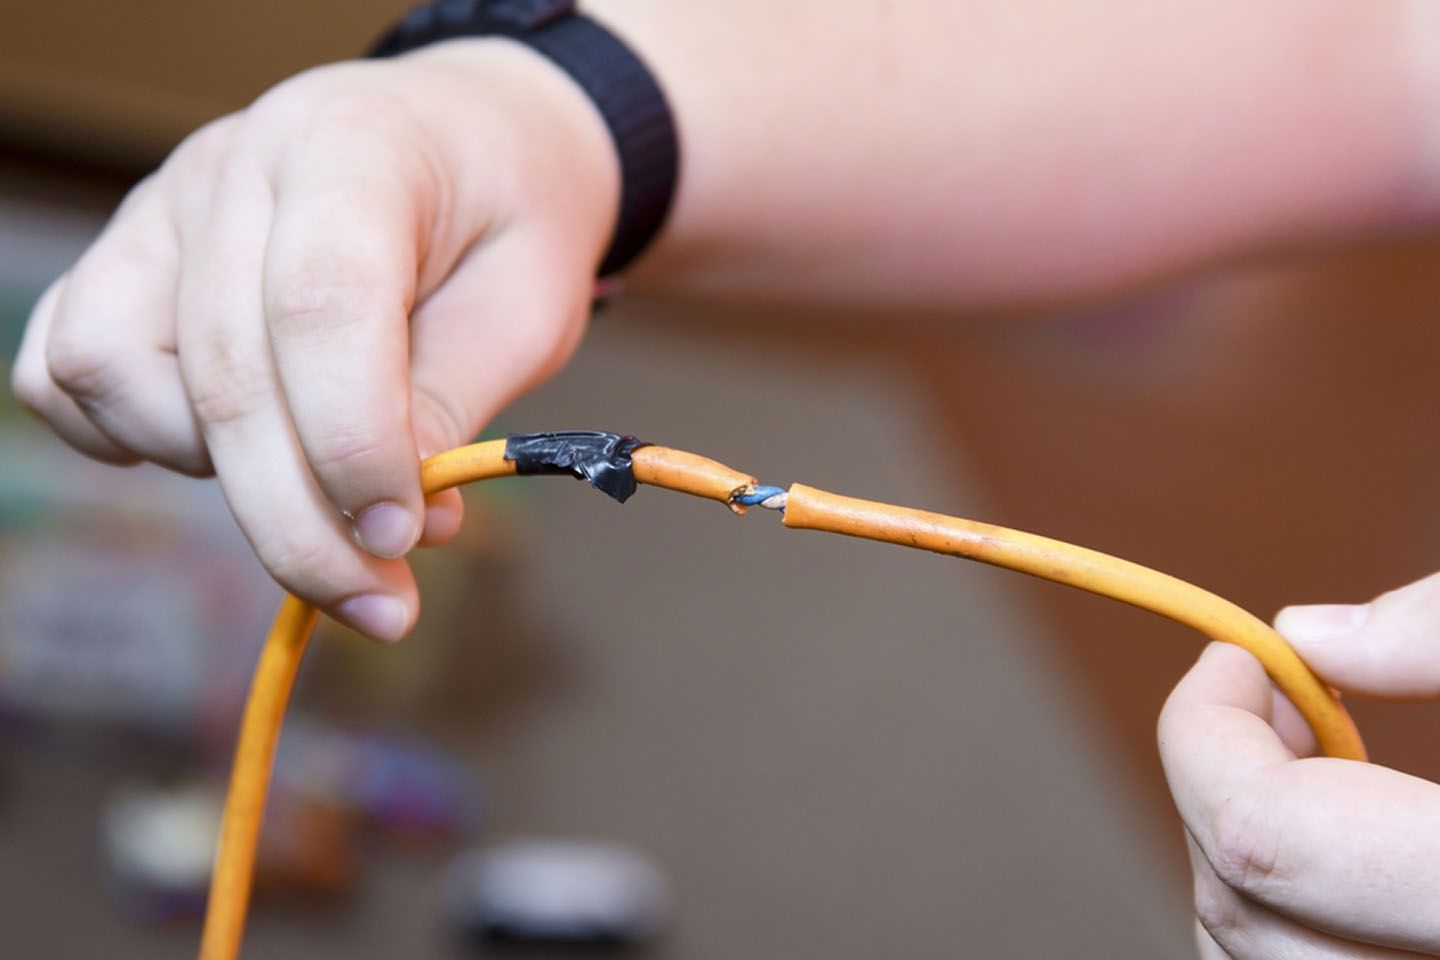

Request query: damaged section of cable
[{"left": 731, "top": 485, "right": 788, "bottom": 511}]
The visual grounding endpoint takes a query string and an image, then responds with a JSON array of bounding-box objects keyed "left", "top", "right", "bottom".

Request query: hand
[
  {"left": 9, "top": 40, "right": 620, "bottom": 640},
  {"left": 1160, "top": 571, "right": 1440, "bottom": 958}
]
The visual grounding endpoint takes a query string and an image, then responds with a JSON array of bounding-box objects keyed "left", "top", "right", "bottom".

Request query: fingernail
[
  {"left": 1275, "top": 603, "right": 1369, "bottom": 644},
  {"left": 336, "top": 593, "right": 409, "bottom": 643},
  {"left": 353, "top": 502, "right": 420, "bottom": 559}
]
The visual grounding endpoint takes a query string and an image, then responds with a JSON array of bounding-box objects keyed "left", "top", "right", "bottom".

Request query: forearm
[{"left": 588, "top": 0, "right": 1439, "bottom": 308}]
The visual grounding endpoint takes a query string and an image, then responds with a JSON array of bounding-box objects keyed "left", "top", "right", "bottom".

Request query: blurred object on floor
[
  {"left": 250, "top": 790, "right": 361, "bottom": 902},
  {"left": 0, "top": 459, "right": 275, "bottom": 739},
  {"left": 102, "top": 779, "right": 223, "bottom": 920},
  {"left": 444, "top": 839, "right": 669, "bottom": 949},
  {"left": 95, "top": 714, "right": 484, "bottom": 926},
  {"left": 273, "top": 717, "right": 483, "bottom": 841},
  {"left": 101, "top": 777, "right": 360, "bottom": 920}
]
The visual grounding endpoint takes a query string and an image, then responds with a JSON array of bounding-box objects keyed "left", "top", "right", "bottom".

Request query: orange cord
[
  {"left": 200, "top": 439, "right": 514, "bottom": 960},
  {"left": 199, "top": 439, "right": 1365, "bottom": 960}
]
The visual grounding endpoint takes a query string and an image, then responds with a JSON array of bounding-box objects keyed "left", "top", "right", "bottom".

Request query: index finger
[
  {"left": 1160, "top": 643, "right": 1440, "bottom": 952},
  {"left": 261, "top": 115, "right": 437, "bottom": 560}
]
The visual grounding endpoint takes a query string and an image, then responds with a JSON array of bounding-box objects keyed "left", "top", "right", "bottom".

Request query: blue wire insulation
[{"left": 732, "top": 485, "right": 787, "bottom": 506}]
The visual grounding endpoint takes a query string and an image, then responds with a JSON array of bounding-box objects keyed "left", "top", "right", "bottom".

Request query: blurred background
[{"left": 4, "top": 3, "right": 1440, "bottom": 957}]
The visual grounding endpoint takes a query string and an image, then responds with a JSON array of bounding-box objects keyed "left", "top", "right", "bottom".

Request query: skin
[
  {"left": 9, "top": 3, "right": 1440, "bottom": 951},
  {"left": 1164, "top": 579, "right": 1440, "bottom": 958},
  {"left": 13, "top": 41, "right": 621, "bottom": 639}
]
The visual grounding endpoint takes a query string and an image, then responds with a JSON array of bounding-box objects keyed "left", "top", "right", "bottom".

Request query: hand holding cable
[{"left": 1164, "top": 576, "right": 1440, "bottom": 959}]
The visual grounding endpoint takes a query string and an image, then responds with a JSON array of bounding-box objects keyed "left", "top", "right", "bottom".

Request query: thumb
[
  {"left": 406, "top": 231, "right": 593, "bottom": 546},
  {"left": 1275, "top": 570, "right": 1440, "bottom": 698}
]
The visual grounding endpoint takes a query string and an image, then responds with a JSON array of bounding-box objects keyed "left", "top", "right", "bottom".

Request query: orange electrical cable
[
  {"left": 781, "top": 484, "right": 1364, "bottom": 761},
  {"left": 200, "top": 440, "right": 513, "bottom": 960},
  {"left": 199, "top": 439, "right": 1365, "bottom": 960}
]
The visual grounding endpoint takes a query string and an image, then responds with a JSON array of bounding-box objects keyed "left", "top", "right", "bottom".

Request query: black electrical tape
[{"left": 504, "top": 431, "right": 650, "bottom": 503}]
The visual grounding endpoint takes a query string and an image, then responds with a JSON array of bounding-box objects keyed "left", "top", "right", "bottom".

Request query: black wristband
[{"left": 369, "top": 0, "right": 679, "bottom": 278}]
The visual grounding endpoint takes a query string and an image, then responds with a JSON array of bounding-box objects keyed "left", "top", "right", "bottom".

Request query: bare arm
[{"left": 599, "top": 0, "right": 1438, "bottom": 306}]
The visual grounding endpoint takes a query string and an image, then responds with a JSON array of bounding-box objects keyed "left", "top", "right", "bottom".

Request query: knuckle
[
  {"left": 112, "top": 171, "right": 159, "bottom": 217},
  {"left": 298, "top": 86, "right": 419, "bottom": 146},
  {"left": 251, "top": 67, "right": 421, "bottom": 158},
  {"left": 308, "top": 427, "right": 392, "bottom": 477},
  {"left": 163, "top": 118, "right": 243, "bottom": 231},
  {"left": 250, "top": 62, "right": 364, "bottom": 118},
  {"left": 1191, "top": 872, "right": 1239, "bottom": 942},
  {"left": 168, "top": 116, "right": 240, "bottom": 183},
  {"left": 260, "top": 530, "right": 335, "bottom": 593},
  {"left": 91, "top": 212, "right": 173, "bottom": 276},
  {"left": 46, "top": 327, "right": 118, "bottom": 404},
  {"left": 265, "top": 279, "right": 377, "bottom": 340},
  {"left": 10, "top": 354, "right": 50, "bottom": 415},
  {"left": 187, "top": 339, "right": 272, "bottom": 428},
  {"left": 104, "top": 172, "right": 166, "bottom": 238},
  {"left": 1206, "top": 797, "right": 1284, "bottom": 898}
]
